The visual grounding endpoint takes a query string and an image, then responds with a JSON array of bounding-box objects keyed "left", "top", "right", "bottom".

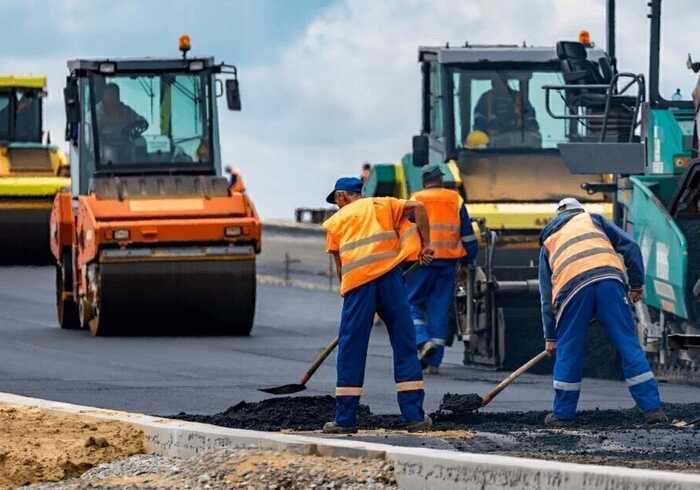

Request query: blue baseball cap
[
  {"left": 422, "top": 164, "right": 444, "bottom": 183},
  {"left": 326, "top": 177, "right": 363, "bottom": 204}
]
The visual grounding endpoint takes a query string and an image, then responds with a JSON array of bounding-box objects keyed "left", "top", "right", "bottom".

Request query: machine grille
[{"left": 8, "top": 148, "right": 53, "bottom": 173}]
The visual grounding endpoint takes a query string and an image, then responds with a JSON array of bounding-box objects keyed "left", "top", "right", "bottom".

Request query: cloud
[
  {"left": 2, "top": 0, "right": 697, "bottom": 219},
  {"left": 226, "top": 0, "right": 699, "bottom": 218}
]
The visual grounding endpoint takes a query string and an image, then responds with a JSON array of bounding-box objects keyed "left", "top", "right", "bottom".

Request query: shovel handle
[
  {"left": 299, "top": 336, "right": 339, "bottom": 386},
  {"left": 481, "top": 350, "right": 550, "bottom": 407}
]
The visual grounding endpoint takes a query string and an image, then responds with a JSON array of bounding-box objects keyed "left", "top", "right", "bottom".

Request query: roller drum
[
  {"left": 0, "top": 205, "right": 52, "bottom": 264},
  {"left": 92, "top": 255, "right": 256, "bottom": 336}
]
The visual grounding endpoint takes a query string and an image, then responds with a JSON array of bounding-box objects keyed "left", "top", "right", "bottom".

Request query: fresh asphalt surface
[{"left": 0, "top": 228, "right": 698, "bottom": 419}]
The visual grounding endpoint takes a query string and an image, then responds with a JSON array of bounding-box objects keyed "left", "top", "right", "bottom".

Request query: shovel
[
  {"left": 259, "top": 336, "right": 340, "bottom": 395},
  {"left": 259, "top": 261, "right": 421, "bottom": 395},
  {"left": 459, "top": 350, "right": 551, "bottom": 411}
]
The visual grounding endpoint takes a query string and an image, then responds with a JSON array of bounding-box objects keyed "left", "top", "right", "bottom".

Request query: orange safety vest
[
  {"left": 543, "top": 212, "right": 624, "bottom": 303},
  {"left": 323, "top": 197, "right": 419, "bottom": 295},
  {"left": 409, "top": 187, "right": 466, "bottom": 260}
]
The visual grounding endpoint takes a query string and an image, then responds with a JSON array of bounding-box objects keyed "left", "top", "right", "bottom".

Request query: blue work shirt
[{"left": 538, "top": 210, "right": 644, "bottom": 340}]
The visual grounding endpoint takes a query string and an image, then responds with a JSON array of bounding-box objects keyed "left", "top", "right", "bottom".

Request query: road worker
[
  {"left": 539, "top": 197, "right": 667, "bottom": 426},
  {"left": 405, "top": 165, "right": 478, "bottom": 374},
  {"left": 321, "top": 177, "right": 435, "bottom": 434},
  {"left": 360, "top": 162, "right": 371, "bottom": 182}
]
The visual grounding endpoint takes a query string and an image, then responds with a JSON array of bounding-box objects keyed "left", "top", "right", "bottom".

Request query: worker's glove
[
  {"left": 545, "top": 341, "right": 557, "bottom": 356},
  {"left": 629, "top": 287, "right": 643, "bottom": 303},
  {"left": 419, "top": 245, "right": 435, "bottom": 266}
]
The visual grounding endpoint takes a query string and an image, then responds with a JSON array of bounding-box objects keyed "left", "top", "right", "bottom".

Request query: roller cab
[
  {"left": 365, "top": 44, "right": 617, "bottom": 372},
  {"left": 0, "top": 76, "right": 69, "bottom": 263},
  {"left": 52, "top": 45, "right": 260, "bottom": 336}
]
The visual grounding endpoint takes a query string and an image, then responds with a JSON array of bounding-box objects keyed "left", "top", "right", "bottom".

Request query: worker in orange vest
[
  {"left": 322, "top": 177, "right": 435, "bottom": 434},
  {"left": 540, "top": 198, "right": 666, "bottom": 426},
  {"left": 406, "top": 165, "right": 478, "bottom": 374}
]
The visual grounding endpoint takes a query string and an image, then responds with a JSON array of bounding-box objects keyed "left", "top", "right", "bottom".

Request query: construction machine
[
  {"left": 51, "top": 37, "right": 261, "bottom": 336},
  {"left": 364, "top": 39, "right": 631, "bottom": 373},
  {"left": 0, "top": 76, "right": 69, "bottom": 263},
  {"left": 544, "top": 0, "right": 700, "bottom": 383}
]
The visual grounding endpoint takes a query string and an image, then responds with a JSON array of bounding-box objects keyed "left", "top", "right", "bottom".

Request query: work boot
[
  {"left": 405, "top": 416, "right": 433, "bottom": 433},
  {"left": 418, "top": 341, "right": 437, "bottom": 361},
  {"left": 423, "top": 365, "right": 440, "bottom": 375},
  {"left": 322, "top": 422, "right": 358, "bottom": 434},
  {"left": 644, "top": 409, "right": 669, "bottom": 425},
  {"left": 544, "top": 413, "right": 573, "bottom": 427}
]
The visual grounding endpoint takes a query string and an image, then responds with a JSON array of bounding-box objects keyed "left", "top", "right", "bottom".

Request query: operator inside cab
[
  {"left": 469, "top": 74, "right": 541, "bottom": 149},
  {"left": 96, "top": 84, "right": 148, "bottom": 146}
]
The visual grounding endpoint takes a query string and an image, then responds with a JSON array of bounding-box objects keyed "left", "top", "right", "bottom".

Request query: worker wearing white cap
[{"left": 538, "top": 198, "right": 666, "bottom": 426}]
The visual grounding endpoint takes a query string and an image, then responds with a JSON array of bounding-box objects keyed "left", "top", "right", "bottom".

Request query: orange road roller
[{"left": 51, "top": 38, "right": 261, "bottom": 336}]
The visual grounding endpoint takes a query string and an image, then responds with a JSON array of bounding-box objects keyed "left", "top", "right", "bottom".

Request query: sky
[{"left": 1, "top": 0, "right": 696, "bottom": 218}]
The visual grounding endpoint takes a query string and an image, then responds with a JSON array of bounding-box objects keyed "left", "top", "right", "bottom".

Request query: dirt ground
[
  {"left": 0, "top": 404, "right": 145, "bottom": 489},
  {"left": 173, "top": 395, "right": 700, "bottom": 473}
]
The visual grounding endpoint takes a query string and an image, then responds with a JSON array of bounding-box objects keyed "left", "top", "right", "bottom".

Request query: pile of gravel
[{"left": 25, "top": 448, "right": 397, "bottom": 489}]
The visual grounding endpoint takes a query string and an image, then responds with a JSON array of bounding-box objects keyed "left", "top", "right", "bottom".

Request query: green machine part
[
  {"left": 363, "top": 154, "right": 462, "bottom": 199},
  {"left": 645, "top": 108, "right": 694, "bottom": 175},
  {"left": 621, "top": 175, "right": 688, "bottom": 319},
  {"left": 618, "top": 106, "right": 697, "bottom": 320}
]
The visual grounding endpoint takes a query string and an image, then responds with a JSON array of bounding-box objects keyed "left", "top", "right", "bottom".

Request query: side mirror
[
  {"left": 226, "top": 79, "right": 241, "bottom": 111},
  {"left": 412, "top": 135, "right": 429, "bottom": 167},
  {"left": 64, "top": 79, "right": 80, "bottom": 143}
]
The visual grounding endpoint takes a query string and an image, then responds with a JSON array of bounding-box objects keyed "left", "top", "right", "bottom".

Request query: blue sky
[{"left": 1, "top": 0, "right": 696, "bottom": 218}]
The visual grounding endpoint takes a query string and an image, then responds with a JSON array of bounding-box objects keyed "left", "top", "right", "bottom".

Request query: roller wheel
[
  {"left": 56, "top": 251, "right": 80, "bottom": 329},
  {"left": 88, "top": 268, "right": 114, "bottom": 337},
  {"left": 225, "top": 260, "right": 256, "bottom": 336}
]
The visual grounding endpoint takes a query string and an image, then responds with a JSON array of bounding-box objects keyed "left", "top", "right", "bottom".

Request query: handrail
[{"left": 543, "top": 72, "right": 645, "bottom": 142}]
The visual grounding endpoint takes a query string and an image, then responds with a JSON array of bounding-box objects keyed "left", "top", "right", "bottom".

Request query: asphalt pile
[
  {"left": 175, "top": 395, "right": 407, "bottom": 431},
  {"left": 172, "top": 395, "right": 700, "bottom": 473},
  {"left": 174, "top": 394, "right": 700, "bottom": 432}
]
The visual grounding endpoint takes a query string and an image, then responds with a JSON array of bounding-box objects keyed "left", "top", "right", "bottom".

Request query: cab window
[{"left": 451, "top": 68, "right": 567, "bottom": 150}]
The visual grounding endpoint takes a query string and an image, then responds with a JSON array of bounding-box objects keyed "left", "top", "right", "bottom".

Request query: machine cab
[
  {"left": 64, "top": 56, "right": 241, "bottom": 196},
  {"left": 0, "top": 76, "right": 44, "bottom": 145},
  {"left": 413, "top": 45, "right": 613, "bottom": 205}
]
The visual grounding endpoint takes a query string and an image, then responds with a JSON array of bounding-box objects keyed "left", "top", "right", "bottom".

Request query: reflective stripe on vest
[
  {"left": 544, "top": 213, "right": 624, "bottom": 303},
  {"left": 411, "top": 188, "right": 466, "bottom": 260},
  {"left": 323, "top": 197, "right": 417, "bottom": 295}
]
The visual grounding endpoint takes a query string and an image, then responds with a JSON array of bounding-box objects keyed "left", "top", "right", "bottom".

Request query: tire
[
  {"left": 225, "top": 260, "right": 256, "bottom": 336},
  {"left": 56, "top": 250, "right": 80, "bottom": 329},
  {"left": 88, "top": 268, "right": 113, "bottom": 337}
]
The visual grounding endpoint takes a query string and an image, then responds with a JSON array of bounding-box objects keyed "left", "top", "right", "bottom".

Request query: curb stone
[{"left": 1, "top": 392, "right": 699, "bottom": 490}]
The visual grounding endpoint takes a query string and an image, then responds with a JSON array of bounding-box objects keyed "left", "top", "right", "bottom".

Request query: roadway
[{"left": 0, "top": 228, "right": 697, "bottom": 420}]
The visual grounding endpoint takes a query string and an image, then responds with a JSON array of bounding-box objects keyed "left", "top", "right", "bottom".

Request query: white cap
[{"left": 556, "top": 197, "right": 584, "bottom": 215}]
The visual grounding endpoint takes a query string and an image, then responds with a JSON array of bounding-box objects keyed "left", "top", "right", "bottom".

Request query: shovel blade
[{"left": 258, "top": 384, "right": 307, "bottom": 395}]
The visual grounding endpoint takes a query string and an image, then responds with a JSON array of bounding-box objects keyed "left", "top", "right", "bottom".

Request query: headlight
[
  {"left": 99, "top": 62, "right": 116, "bottom": 74},
  {"left": 189, "top": 60, "right": 205, "bottom": 71},
  {"left": 113, "top": 229, "right": 130, "bottom": 240},
  {"left": 225, "top": 226, "right": 242, "bottom": 237}
]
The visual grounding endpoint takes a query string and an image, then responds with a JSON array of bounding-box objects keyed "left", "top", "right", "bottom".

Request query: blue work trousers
[
  {"left": 553, "top": 279, "right": 662, "bottom": 419},
  {"left": 406, "top": 261, "right": 457, "bottom": 367},
  {"left": 335, "top": 267, "right": 425, "bottom": 428}
]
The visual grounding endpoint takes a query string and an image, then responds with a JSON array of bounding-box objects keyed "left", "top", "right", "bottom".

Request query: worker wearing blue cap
[
  {"left": 539, "top": 198, "right": 666, "bottom": 426},
  {"left": 321, "top": 177, "right": 435, "bottom": 434},
  {"left": 405, "top": 165, "right": 478, "bottom": 374}
]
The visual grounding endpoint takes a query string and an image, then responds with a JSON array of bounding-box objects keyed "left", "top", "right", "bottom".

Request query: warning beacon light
[
  {"left": 578, "top": 30, "right": 593, "bottom": 47},
  {"left": 179, "top": 34, "right": 191, "bottom": 58}
]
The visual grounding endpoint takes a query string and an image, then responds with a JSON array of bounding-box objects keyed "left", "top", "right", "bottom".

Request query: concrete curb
[
  {"left": 263, "top": 219, "right": 324, "bottom": 237},
  {"left": 1, "top": 392, "right": 699, "bottom": 489}
]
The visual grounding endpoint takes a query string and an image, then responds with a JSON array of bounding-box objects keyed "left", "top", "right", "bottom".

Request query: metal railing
[{"left": 543, "top": 72, "right": 645, "bottom": 143}]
